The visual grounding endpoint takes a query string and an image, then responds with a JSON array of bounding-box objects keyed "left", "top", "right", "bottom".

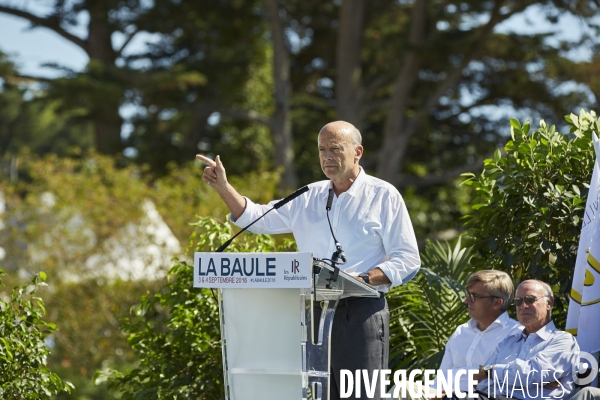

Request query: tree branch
[
  {"left": 11, "top": 73, "right": 53, "bottom": 84},
  {"left": 116, "top": 29, "right": 141, "bottom": 58},
  {"left": 362, "top": 75, "right": 390, "bottom": 101},
  {"left": 396, "top": 145, "right": 508, "bottom": 188},
  {"left": 0, "top": 5, "right": 87, "bottom": 51}
]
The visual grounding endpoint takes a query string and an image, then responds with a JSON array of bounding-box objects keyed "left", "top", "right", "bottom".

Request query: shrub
[
  {"left": 461, "top": 109, "right": 599, "bottom": 326},
  {"left": 0, "top": 270, "right": 73, "bottom": 397}
]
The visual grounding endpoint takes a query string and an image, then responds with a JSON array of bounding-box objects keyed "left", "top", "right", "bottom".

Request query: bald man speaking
[{"left": 198, "top": 121, "right": 421, "bottom": 400}]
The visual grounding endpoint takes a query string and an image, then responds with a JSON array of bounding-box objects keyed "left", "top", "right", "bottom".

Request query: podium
[{"left": 193, "top": 252, "right": 380, "bottom": 400}]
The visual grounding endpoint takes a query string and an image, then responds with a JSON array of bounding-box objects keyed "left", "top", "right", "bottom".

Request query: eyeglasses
[
  {"left": 465, "top": 291, "right": 497, "bottom": 302},
  {"left": 513, "top": 295, "right": 548, "bottom": 306}
]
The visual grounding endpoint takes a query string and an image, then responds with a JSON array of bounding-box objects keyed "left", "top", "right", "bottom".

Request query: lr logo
[{"left": 291, "top": 259, "right": 300, "bottom": 274}]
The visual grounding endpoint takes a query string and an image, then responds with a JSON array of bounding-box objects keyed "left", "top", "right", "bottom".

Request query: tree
[
  {"left": 0, "top": 52, "right": 94, "bottom": 158},
  {"left": 320, "top": 1, "right": 597, "bottom": 186},
  {"left": 0, "top": 270, "right": 73, "bottom": 398},
  {"left": 462, "top": 109, "right": 599, "bottom": 327},
  {"left": 0, "top": 152, "right": 173, "bottom": 398},
  {"left": 0, "top": 0, "right": 130, "bottom": 153},
  {"left": 121, "top": 0, "right": 298, "bottom": 187},
  {"left": 0, "top": 0, "right": 211, "bottom": 156}
]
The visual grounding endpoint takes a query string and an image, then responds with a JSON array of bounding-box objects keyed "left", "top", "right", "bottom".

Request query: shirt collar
[
  {"left": 344, "top": 167, "right": 365, "bottom": 197},
  {"left": 328, "top": 167, "right": 365, "bottom": 198},
  {"left": 467, "top": 311, "right": 511, "bottom": 331},
  {"left": 517, "top": 320, "right": 556, "bottom": 341},
  {"left": 531, "top": 320, "right": 556, "bottom": 341}
]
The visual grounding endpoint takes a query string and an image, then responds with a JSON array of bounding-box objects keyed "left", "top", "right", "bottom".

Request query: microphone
[
  {"left": 324, "top": 187, "right": 346, "bottom": 265},
  {"left": 326, "top": 188, "right": 334, "bottom": 211},
  {"left": 215, "top": 185, "right": 309, "bottom": 252}
]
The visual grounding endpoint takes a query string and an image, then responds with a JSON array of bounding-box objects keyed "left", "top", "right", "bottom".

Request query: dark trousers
[{"left": 315, "top": 295, "right": 390, "bottom": 400}]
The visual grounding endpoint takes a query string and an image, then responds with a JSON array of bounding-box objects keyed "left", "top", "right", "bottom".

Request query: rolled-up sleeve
[{"left": 376, "top": 192, "right": 421, "bottom": 287}]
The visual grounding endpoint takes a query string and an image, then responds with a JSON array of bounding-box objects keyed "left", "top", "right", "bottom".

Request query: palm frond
[{"left": 388, "top": 239, "right": 476, "bottom": 372}]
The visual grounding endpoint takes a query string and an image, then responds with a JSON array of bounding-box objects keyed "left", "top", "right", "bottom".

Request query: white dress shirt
[
  {"left": 476, "top": 321, "right": 579, "bottom": 400},
  {"left": 231, "top": 168, "right": 421, "bottom": 292},
  {"left": 433, "top": 312, "right": 522, "bottom": 392}
]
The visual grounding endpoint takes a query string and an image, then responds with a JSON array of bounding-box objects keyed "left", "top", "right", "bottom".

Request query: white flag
[{"left": 566, "top": 132, "right": 600, "bottom": 353}]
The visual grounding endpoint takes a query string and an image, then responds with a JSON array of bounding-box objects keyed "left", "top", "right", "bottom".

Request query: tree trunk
[
  {"left": 335, "top": 0, "right": 366, "bottom": 130},
  {"left": 265, "top": 0, "right": 298, "bottom": 190},
  {"left": 87, "top": 2, "right": 123, "bottom": 154},
  {"left": 376, "top": 0, "right": 427, "bottom": 185}
]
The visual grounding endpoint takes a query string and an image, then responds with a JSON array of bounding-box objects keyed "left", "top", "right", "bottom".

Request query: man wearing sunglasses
[{"left": 473, "top": 279, "right": 579, "bottom": 400}]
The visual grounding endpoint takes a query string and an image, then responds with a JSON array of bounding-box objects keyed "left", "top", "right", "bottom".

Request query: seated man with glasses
[
  {"left": 472, "top": 279, "right": 579, "bottom": 400},
  {"left": 396, "top": 270, "right": 521, "bottom": 400},
  {"left": 429, "top": 270, "right": 522, "bottom": 398}
]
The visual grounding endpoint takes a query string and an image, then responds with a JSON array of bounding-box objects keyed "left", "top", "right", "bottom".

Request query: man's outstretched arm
[{"left": 197, "top": 154, "right": 246, "bottom": 220}]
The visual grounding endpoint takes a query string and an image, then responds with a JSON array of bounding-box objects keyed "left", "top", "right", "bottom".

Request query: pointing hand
[{"left": 196, "top": 154, "right": 228, "bottom": 191}]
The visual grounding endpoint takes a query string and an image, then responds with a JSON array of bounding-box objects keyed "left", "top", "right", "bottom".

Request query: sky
[{"left": 0, "top": 3, "right": 595, "bottom": 79}]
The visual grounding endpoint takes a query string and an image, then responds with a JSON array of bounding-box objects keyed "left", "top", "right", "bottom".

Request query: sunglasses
[
  {"left": 513, "top": 295, "right": 548, "bottom": 306},
  {"left": 465, "top": 291, "right": 497, "bottom": 302}
]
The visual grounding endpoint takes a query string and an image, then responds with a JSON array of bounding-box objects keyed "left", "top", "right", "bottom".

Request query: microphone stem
[
  {"left": 216, "top": 208, "right": 275, "bottom": 252},
  {"left": 326, "top": 209, "right": 344, "bottom": 263}
]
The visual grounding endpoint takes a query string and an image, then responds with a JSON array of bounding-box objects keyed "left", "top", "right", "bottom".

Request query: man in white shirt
[
  {"left": 473, "top": 280, "right": 580, "bottom": 400},
  {"left": 198, "top": 120, "right": 421, "bottom": 400},
  {"left": 433, "top": 270, "right": 522, "bottom": 398}
]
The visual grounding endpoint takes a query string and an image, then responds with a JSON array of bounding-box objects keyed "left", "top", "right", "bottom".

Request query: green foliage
[
  {"left": 388, "top": 239, "right": 475, "bottom": 372},
  {"left": 1, "top": 152, "right": 151, "bottom": 275},
  {"left": 462, "top": 110, "right": 600, "bottom": 326},
  {"left": 104, "top": 217, "right": 296, "bottom": 398},
  {"left": 0, "top": 270, "right": 73, "bottom": 397}
]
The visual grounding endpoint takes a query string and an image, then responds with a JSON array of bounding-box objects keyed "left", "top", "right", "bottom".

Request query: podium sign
[{"left": 193, "top": 252, "right": 312, "bottom": 288}]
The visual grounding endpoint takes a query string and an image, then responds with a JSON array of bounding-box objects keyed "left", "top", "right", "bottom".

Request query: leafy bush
[
  {"left": 462, "top": 109, "right": 599, "bottom": 326},
  {"left": 0, "top": 270, "right": 73, "bottom": 397}
]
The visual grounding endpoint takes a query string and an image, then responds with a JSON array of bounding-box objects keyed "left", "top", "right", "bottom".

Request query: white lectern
[{"left": 193, "top": 252, "right": 379, "bottom": 400}]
